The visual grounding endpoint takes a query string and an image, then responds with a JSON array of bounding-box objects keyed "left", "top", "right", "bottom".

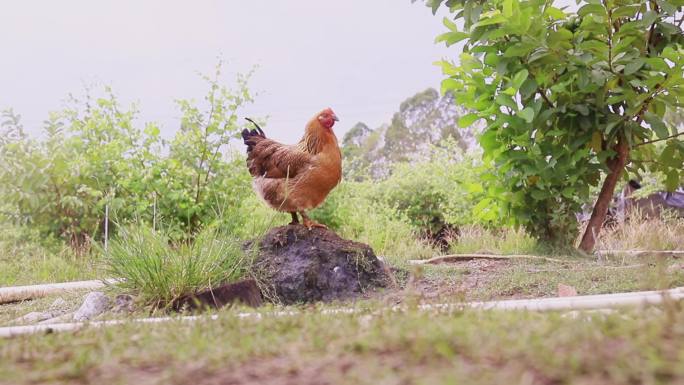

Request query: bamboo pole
[
  {"left": 408, "top": 253, "right": 568, "bottom": 265},
  {"left": 3, "top": 287, "right": 682, "bottom": 338},
  {"left": 595, "top": 250, "right": 684, "bottom": 258},
  {"left": 0, "top": 279, "right": 122, "bottom": 304}
]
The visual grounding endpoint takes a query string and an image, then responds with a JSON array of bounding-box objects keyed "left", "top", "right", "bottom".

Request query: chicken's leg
[
  {"left": 299, "top": 211, "right": 327, "bottom": 230},
  {"left": 289, "top": 212, "right": 299, "bottom": 225}
]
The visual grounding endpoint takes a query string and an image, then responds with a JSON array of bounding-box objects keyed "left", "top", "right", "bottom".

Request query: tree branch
[
  {"left": 635, "top": 131, "right": 684, "bottom": 147},
  {"left": 537, "top": 88, "right": 555, "bottom": 108}
]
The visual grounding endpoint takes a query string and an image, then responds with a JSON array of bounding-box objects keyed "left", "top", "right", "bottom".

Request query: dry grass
[{"left": 596, "top": 213, "right": 684, "bottom": 251}]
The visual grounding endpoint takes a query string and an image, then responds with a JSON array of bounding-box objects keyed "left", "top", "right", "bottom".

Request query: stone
[
  {"left": 250, "top": 225, "right": 392, "bottom": 305},
  {"left": 113, "top": 294, "right": 135, "bottom": 313},
  {"left": 13, "top": 311, "right": 55, "bottom": 324},
  {"left": 50, "top": 297, "right": 68, "bottom": 309},
  {"left": 557, "top": 283, "right": 578, "bottom": 297},
  {"left": 73, "top": 291, "right": 110, "bottom": 321}
]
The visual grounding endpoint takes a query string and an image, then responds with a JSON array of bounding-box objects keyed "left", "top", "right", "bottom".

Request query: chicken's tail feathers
[
  {"left": 245, "top": 118, "right": 266, "bottom": 137},
  {"left": 242, "top": 118, "right": 266, "bottom": 153}
]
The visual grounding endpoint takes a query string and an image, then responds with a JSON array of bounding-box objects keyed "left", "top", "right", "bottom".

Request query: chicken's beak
[{"left": 332, "top": 114, "right": 339, "bottom": 122}]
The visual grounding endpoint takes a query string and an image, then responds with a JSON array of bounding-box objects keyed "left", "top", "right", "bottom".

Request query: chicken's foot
[
  {"left": 289, "top": 212, "right": 299, "bottom": 225},
  {"left": 299, "top": 212, "right": 327, "bottom": 230}
]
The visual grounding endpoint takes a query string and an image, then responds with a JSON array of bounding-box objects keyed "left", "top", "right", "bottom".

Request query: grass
[
  {"left": 103, "top": 225, "right": 249, "bottom": 309},
  {"left": 1, "top": 216, "right": 683, "bottom": 384},
  {"left": 448, "top": 225, "right": 538, "bottom": 255},
  {"left": 597, "top": 212, "right": 684, "bottom": 251},
  {"left": 1, "top": 302, "right": 684, "bottom": 384},
  {"left": 0, "top": 223, "right": 98, "bottom": 286}
]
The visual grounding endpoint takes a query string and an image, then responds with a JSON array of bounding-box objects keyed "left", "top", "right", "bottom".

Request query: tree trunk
[{"left": 578, "top": 136, "right": 630, "bottom": 253}]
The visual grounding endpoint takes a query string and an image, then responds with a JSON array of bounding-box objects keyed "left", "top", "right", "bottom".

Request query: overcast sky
[{"left": 0, "top": 1, "right": 454, "bottom": 143}]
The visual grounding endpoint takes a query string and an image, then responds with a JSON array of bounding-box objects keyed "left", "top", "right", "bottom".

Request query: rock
[
  {"left": 557, "top": 283, "right": 578, "bottom": 297},
  {"left": 112, "top": 294, "right": 135, "bottom": 313},
  {"left": 50, "top": 297, "right": 68, "bottom": 309},
  {"left": 38, "top": 312, "right": 74, "bottom": 325},
  {"left": 251, "top": 225, "right": 392, "bottom": 305},
  {"left": 173, "top": 279, "right": 263, "bottom": 310},
  {"left": 73, "top": 291, "right": 110, "bottom": 321},
  {"left": 13, "top": 311, "right": 56, "bottom": 324}
]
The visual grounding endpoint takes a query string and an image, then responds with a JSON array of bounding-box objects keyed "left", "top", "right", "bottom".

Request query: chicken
[{"left": 241, "top": 108, "right": 342, "bottom": 229}]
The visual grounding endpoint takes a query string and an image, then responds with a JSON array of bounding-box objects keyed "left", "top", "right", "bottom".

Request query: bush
[
  {"left": 103, "top": 224, "right": 248, "bottom": 308},
  {"left": 0, "top": 63, "right": 257, "bottom": 249}
]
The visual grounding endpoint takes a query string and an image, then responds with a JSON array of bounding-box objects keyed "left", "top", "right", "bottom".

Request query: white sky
[{"left": 0, "top": 1, "right": 453, "bottom": 143}]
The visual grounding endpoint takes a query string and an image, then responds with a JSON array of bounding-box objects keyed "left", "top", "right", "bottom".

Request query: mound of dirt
[{"left": 251, "top": 225, "right": 393, "bottom": 305}]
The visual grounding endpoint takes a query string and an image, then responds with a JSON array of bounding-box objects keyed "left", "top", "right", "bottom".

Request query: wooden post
[{"left": 104, "top": 204, "right": 109, "bottom": 252}]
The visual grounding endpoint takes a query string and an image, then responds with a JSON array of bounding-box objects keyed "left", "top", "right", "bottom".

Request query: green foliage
[
  {"left": 375, "top": 142, "right": 493, "bottom": 232},
  {"left": 430, "top": 0, "right": 684, "bottom": 246},
  {"left": 340, "top": 88, "right": 477, "bottom": 179},
  {"left": 311, "top": 180, "right": 436, "bottom": 266},
  {"left": 0, "top": 63, "right": 257, "bottom": 248},
  {"left": 103, "top": 224, "right": 248, "bottom": 308},
  {"left": 0, "top": 222, "right": 97, "bottom": 285},
  {"left": 314, "top": 141, "right": 495, "bottom": 262}
]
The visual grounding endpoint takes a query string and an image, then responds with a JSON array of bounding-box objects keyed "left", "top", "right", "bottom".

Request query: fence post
[
  {"left": 104, "top": 204, "right": 109, "bottom": 252},
  {"left": 153, "top": 192, "right": 157, "bottom": 232}
]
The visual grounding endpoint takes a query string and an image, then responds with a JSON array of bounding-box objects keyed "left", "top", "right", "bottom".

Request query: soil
[{"left": 251, "top": 225, "right": 393, "bottom": 305}]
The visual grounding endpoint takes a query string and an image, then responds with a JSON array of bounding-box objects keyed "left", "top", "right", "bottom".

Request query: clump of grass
[
  {"left": 448, "top": 225, "right": 538, "bottom": 255},
  {"left": 103, "top": 225, "right": 248, "bottom": 308},
  {"left": 597, "top": 213, "right": 684, "bottom": 251}
]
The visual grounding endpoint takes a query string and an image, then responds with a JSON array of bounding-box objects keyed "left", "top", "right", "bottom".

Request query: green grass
[
  {"left": 448, "top": 225, "right": 538, "bottom": 255},
  {"left": 0, "top": 223, "right": 98, "bottom": 286},
  {"left": 103, "top": 225, "right": 249, "bottom": 308},
  {"left": 1, "top": 217, "right": 683, "bottom": 384},
  {"left": 1, "top": 302, "right": 684, "bottom": 384}
]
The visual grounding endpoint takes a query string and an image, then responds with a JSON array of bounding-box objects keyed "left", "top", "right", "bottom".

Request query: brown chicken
[{"left": 241, "top": 108, "right": 342, "bottom": 229}]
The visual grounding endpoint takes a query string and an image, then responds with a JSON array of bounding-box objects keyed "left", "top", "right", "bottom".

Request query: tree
[
  {"left": 426, "top": 0, "right": 684, "bottom": 251},
  {"left": 341, "top": 88, "right": 478, "bottom": 179}
]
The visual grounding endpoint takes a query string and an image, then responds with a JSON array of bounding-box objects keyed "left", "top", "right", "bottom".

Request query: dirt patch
[{"left": 251, "top": 225, "right": 393, "bottom": 305}]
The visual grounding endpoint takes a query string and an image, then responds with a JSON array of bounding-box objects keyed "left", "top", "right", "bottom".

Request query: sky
[{"left": 0, "top": 1, "right": 453, "bottom": 143}]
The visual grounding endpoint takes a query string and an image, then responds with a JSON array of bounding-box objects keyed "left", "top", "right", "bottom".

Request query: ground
[{"left": 2, "top": 253, "right": 684, "bottom": 385}]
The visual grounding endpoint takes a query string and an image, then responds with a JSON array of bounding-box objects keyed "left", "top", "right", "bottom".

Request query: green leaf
[
  {"left": 518, "top": 107, "right": 535, "bottom": 123},
  {"left": 623, "top": 58, "right": 645, "bottom": 75},
  {"left": 503, "top": 42, "right": 535, "bottom": 58},
  {"left": 643, "top": 111, "right": 669, "bottom": 139},
  {"left": 472, "top": 11, "right": 507, "bottom": 28},
  {"left": 479, "top": 130, "right": 500, "bottom": 152},
  {"left": 440, "top": 78, "right": 461, "bottom": 94},
  {"left": 435, "top": 31, "right": 470, "bottom": 46},
  {"left": 442, "top": 17, "right": 458, "bottom": 31},
  {"left": 458, "top": 113, "right": 481, "bottom": 128},
  {"left": 544, "top": 6, "right": 566, "bottom": 20},
  {"left": 561, "top": 187, "right": 575, "bottom": 199},
  {"left": 612, "top": 5, "right": 639, "bottom": 18},
  {"left": 577, "top": 4, "right": 607, "bottom": 17},
  {"left": 665, "top": 170, "right": 680, "bottom": 191},
  {"left": 495, "top": 94, "right": 518, "bottom": 110},
  {"left": 512, "top": 69, "right": 529, "bottom": 90}
]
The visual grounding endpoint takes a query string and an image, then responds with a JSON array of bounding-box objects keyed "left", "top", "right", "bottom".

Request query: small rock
[
  {"left": 50, "top": 297, "right": 68, "bottom": 309},
  {"left": 557, "top": 283, "right": 578, "bottom": 297},
  {"left": 667, "top": 263, "right": 684, "bottom": 273},
  {"left": 13, "top": 311, "right": 55, "bottom": 324},
  {"left": 73, "top": 291, "right": 111, "bottom": 321},
  {"left": 113, "top": 294, "right": 135, "bottom": 313},
  {"left": 38, "top": 312, "right": 74, "bottom": 325}
]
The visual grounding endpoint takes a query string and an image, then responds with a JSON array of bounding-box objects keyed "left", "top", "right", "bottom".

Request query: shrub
[
  {"left": 103, "top": 224, "right": 248, "bottom": 308},
  {"left": 0, "top": 63, "right": 257, "bottom": 249}
]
